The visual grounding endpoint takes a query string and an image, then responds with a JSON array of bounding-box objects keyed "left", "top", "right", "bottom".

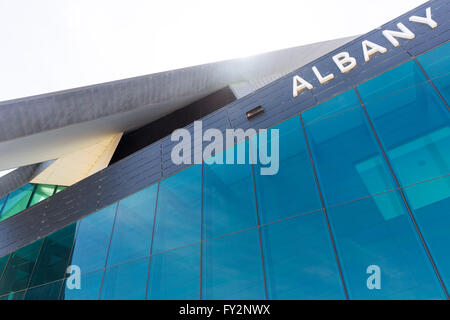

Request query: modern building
[{"left": 0, "top": 0, "right": 448, "bottom": 300}]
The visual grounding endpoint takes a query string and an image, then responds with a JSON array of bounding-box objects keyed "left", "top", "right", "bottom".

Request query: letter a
[
  {"left": 366, "top": 265, "right": 381, "bottom": 290},
  {"left": 66, "top": 265, "right": 81, "bottom": 290},
  {"left": 362, "top": 40, "right": 387, "bottom": 62},
  {"left": 382, "top": 23, "right": 415, "bottom": 47},
  {"left": 292, "top": 75, "right": 313, "bottom": 98}
]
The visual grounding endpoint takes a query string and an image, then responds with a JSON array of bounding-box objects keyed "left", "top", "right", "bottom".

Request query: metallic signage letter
[
  {"left": 362, "top": 40, "right": 387, "bottom": 62},
  {"left": 292, "top": 75, "right": 313, "bottom": 98},
  {"left": 332, "top": 52, "right": 357, "bottom": 73},
  {"left": 382, "top": 23, "right": 415, "bottom": 47}
]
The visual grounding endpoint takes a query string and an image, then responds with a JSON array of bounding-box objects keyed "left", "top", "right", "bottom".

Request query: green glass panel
[
  {"left": 0, "top": 184, "right": 34, "bottom": 221},
  {"left": 0, "top": 239, "right": 43, "bottom": 295},
  {"left": 0, "top": 254, "right": 10, "bottom": 278},
  {"left": 55, "top": 186, "right": 67, "bottom": 193},
  {"left": 29, "top": 223, "right": 77, "bottom": 287},
  {"left": 0, "top": 195, "right": 7, "bottom": 216},
  {"left": 24, "top": 280, "right": 62, "bottom": 300},
  {"left": 29, "top": 184, "right": 55, "bottom": 207},
  {"left": 0, "top": 290, "right": 26, "bottom": 300}
]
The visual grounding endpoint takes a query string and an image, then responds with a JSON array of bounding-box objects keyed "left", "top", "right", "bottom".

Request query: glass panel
[
  {"left": 327, "top": 191, "right": 445, "bottom": 299},
  {"left": 303, "top": 100, "right": 396, "bottom": 207},
  {"left": 302, "top": 89, "right": 361, "bottom": 125},
  {"left": 107, "top": 184, "right": 157, "bottom": 267},
  {"left": 69, "top": 204, "right": 116, "bottom": 274},
  {"left": 0, "top": 239, "right": 43, "bottom": 296},
  {"left": 251, "top": 116, "right": 322, "bottom": 224},
  {"left": 417, "top": 41, "right": 450, "bottom": 102},
  {"left": 0, "top": 184, "right": 34, "bottom": 221},
  {"left": 203, "top": 141, "right": 258, "bottom": 239},
  {"left": 55, "top": 186, "right": 67, "bottom": 193},
  {"left": 202, "top": 229, "right": 265, "bottom": 300},
  {"left": 24, "top": 280, "right": 62, "bottom": 300},
  {"left": 60, "top": 270, "right": 103, "bottom": 300},
  {"left": 100, "top": 258, "right": 149, "bottom": 300},
  {"left": 29, "top": 223, "right": 77, "bottom": 287},
  {"left": 261, "top": 212, "right": 345, "bottom": 299},
  {"left": 0, "top": 290, "right": 25, "bottom": 300},
  {"left": 0, "top": 254, "right": 9, "bottom": 278},
  {"left": 147, "top": 244, "right": 200, "bottom": 300},
  {"left": 29, "top": 184, "right": 55, "bottom": 206},
  {"left": 357, "top": 60, "right": 427, "bottom": 102},
  {"left": 358, "top": 64, "right": 450, "bottom": 186},
  {"left": 152, "top": 165, "right": 201, "bottom": 254},
  {"left": 403, "top": 175, "right": 450, "bottom": 289},
  {"left": 0, "top": 195, "right": 7, "bottom": 216}
]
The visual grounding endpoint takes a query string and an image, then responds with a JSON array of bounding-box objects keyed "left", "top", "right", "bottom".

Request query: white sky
[{"left": 0, "top": 0, "right": 427, "bottom": 103}]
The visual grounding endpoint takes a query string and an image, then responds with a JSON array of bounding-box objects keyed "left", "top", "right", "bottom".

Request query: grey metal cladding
[
  {"left": 0, "top": 0, "right": 448, "bottom": 257},
  {"left": 0, "top": 164, "right": 47, "bottom": 199},
  {"left": 161, "top": 109, "right": 230, "bottom": 177}
]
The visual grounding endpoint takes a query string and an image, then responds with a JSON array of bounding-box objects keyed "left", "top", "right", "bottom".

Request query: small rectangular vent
[{"left": 246, "top": 106, "right": 265, "bottom": 120}]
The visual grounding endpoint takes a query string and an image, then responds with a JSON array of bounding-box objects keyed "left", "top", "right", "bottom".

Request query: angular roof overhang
[{"left": 0, "top": 36, "right": 356, "bottom": 171}]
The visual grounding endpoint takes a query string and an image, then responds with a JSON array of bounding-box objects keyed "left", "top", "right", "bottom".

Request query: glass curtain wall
[{"left": 0, "top": 41, "right": 449, "bottom": 300}]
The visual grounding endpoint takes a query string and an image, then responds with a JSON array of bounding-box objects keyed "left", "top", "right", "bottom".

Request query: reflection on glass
[
  {"left": 100, "top": 258, "right": 149, "bottom": 300},
  {"left": 202, "top": 229, "right": 265, "bottom": 300},
  {"left": 417, "top": 41, "right": 450, "bottom": 102},
  {"left": 0, "top": 184, "right": 34, "bottom": 221},
  {"left": 404, "top": 176, "right": 450, "bottom": 290},
  {"left": 0, "top": 239, "right": 43, "bottom": 296},
  {"left": 147, "top": 244, "right": 200, "bottom": 300},
  {"left": 302, "top": 90, "right": 361, "bottom": 125},
  {"left": 358, "top": 63, "right": 450, "bottom": 186},
  {"left": 29, "top": 184, "right": 55, "bottom": 206},
  {"left": 55, "top": 186, "right": 67, "bottom": 193},
  {"left": 327, "top": 191, "right": 445, "bottom": 299},
  {"left": 251, "top": 116, "right": 322, "bottom": 224},
  {"left": 261, "top": 212, "right": 345, "bottom": 299},
  {"left": 357, "top": 60, "right": 427, "bottom": 102},
  {"left": 29, "top": 223, "right": 76, "bottom": 287},
  {"left": 0, "top": 195, "right": 7, "bottom": 216},
  {"left": 24, "top": 280, "right": 62, "bottom": 300},
  {"left": 107, "top": 184, "right": 157, "bottom": 266},
  {"left": 0, "top": 290, "right": 25, "bottom": 300},
  {"left": 203, "top": 141, "right": 258, "bottom": 239},
  {"left": 303, "top": 101, "right": 396, "bottom": 207},
  {"left": 70, "top": 204, "right": 116, "bottom": 273},
  {"left": 153, "top": 165, "right": 201, "bottom": 254},
  {"left": 0, "top": 254, "right": 9, "bottom": 277}
]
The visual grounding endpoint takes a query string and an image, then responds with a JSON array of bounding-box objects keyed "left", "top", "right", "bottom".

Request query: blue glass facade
[{"left": 0, "top": 40, "right": 449, "bottom": 300}]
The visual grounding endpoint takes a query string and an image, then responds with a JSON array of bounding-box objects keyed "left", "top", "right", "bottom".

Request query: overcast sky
[{"left": 0, "top": 0, "right": 428, "bottom": 103}]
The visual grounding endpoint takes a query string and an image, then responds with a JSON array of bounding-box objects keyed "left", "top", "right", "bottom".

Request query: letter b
[{"left": 332, "top": 52, "right": 357, "bottom": 73}]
